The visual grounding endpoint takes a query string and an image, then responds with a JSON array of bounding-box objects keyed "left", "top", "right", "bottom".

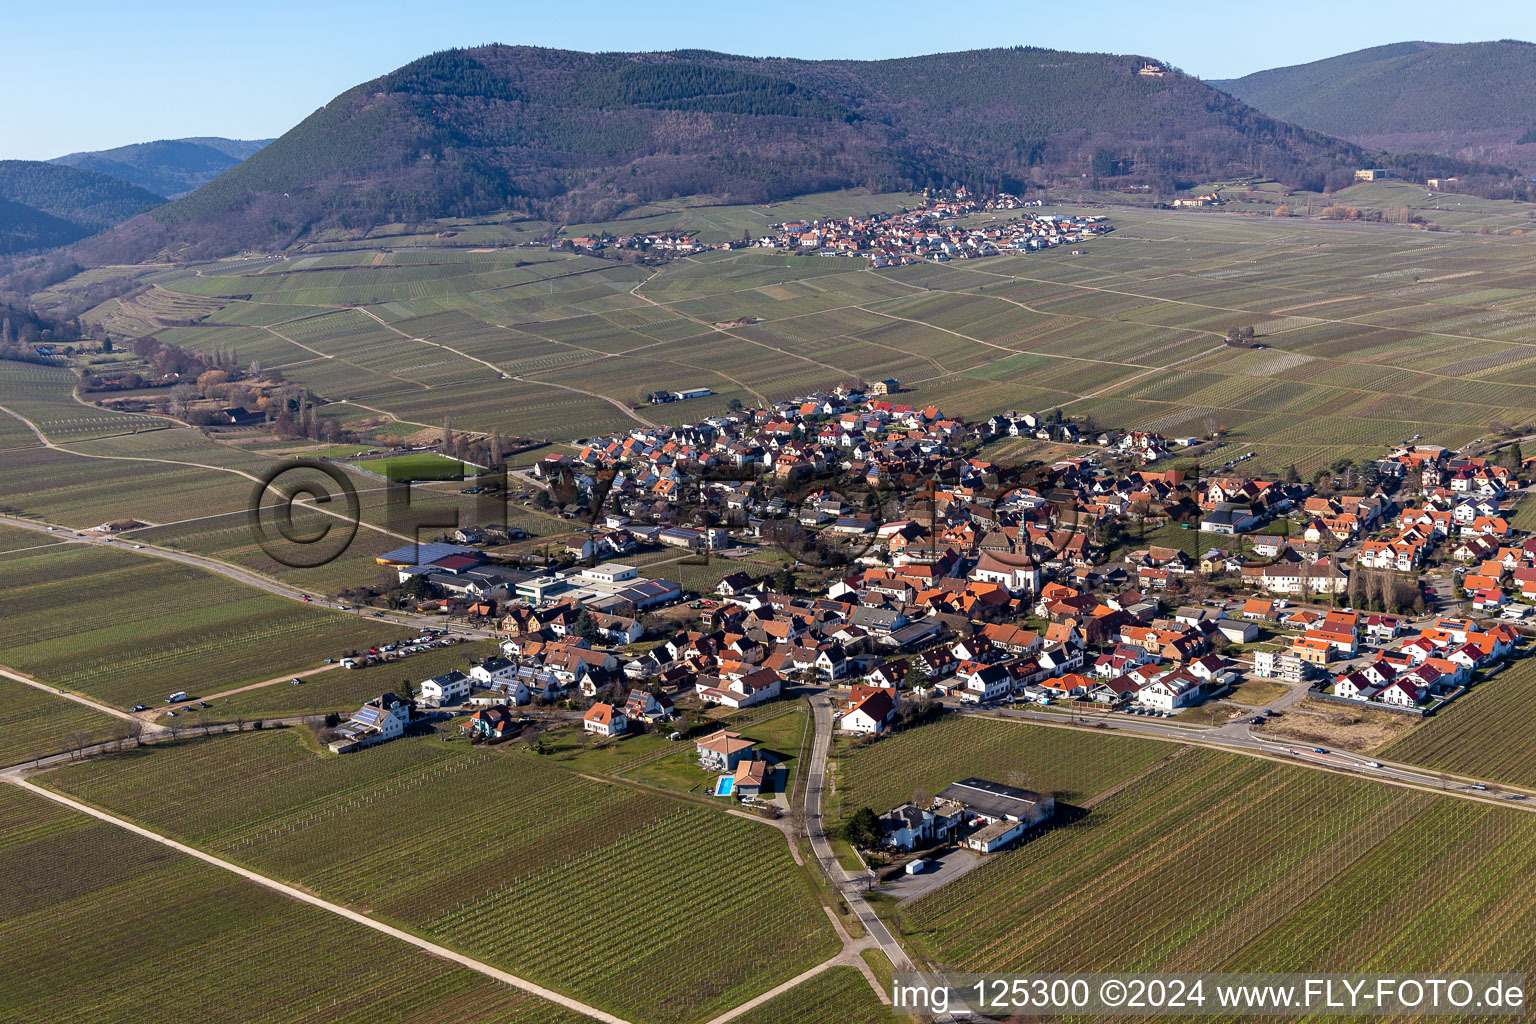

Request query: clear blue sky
[{"left": 9, "top": 0, "right": 1536, "bottom": 160}]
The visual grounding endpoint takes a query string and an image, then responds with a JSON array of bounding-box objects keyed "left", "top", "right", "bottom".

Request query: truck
[{"left": 166, "top": 691, "right": 189, "bottom": 703}]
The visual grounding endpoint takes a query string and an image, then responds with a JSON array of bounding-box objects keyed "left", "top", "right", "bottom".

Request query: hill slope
[
  {"left": 1216, "top": 40, "right": 1536, "bottom": 171},
  {"left": 0, "top": 195, "right": 90, "bottom": 253},
  {"left": 0, "top": 161, "right": 165, "bottom": 254},
  {"left": 83, "top": 44, "right": 1444, "bottom": 260},
  {"left": 51, "top": 137, "right": 274, "bottom": 197}
]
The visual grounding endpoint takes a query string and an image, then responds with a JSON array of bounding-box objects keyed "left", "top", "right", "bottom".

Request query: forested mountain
[
  {"left": 0, "top": 195, "right": 90, "bottom": 254},
  {"left": 1215, "top": 40, "right": 1536, "bottom": 172},
  {"left": 0, "top": 161, "right": 165, "bottom": 254},
  {"left": 77, "top": 44, "right": 1492, "bottom": 261},
  {"left": 51, "top": 137, "right": 274, "bottom": 197}
]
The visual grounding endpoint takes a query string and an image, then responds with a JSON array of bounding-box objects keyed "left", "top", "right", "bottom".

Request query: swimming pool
[{"left": 714, "top": 776, "right": 735, "bottom": 796}]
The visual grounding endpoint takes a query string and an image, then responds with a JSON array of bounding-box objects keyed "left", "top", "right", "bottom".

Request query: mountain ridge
[
  {"left": 51, "top": 137, "right": 274, "bottom": 198},
  {"left": 85, "top": 44, "right": 1428, "bottom": 260},
  {"left": 1215, "top": 40, "right": 1536, "bottom": 172}
]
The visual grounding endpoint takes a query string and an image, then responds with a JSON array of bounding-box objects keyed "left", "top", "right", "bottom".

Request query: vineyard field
[
  {"left": 0, "top": 545, "right": 408, "bottom": 706},
  {"left": 1380, "top": 659, "right": 1536, "bottom": 788},
  {"left": 44, "top": 730, "right": 838, "bottom": 1024},
  {"left": 0, "top": 784, "right": 592, "bottom": 1024},
  {"left": 900, "top": 747, "right": 1536, "bottom": 990},
  {"left": 831, "top": 716, "right": 1176, "bottom": 822}
]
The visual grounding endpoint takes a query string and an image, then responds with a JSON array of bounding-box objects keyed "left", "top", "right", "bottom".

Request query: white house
[
  {"left": 328, "top": 693, "right": 412, "bottom": 753},
  {"left": 1138, "top": 672, "right": 1201, "bottom": 711},
  {"left": 583, "top": 702, "right": 628, "bottom": 737},
  {"left": 841, "top": 689, "right": 897, "bottom": 733},
  {"left": 418, "top": 670, "right": 471, "bottom": 707}
]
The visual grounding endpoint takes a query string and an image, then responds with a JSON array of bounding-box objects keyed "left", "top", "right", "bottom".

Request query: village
[
  {"left": 560, "top": 187, "right": 1110, "bottom": 264},
  {"left": 310, "top": 384, "right": 1534, "bottom": 866}
]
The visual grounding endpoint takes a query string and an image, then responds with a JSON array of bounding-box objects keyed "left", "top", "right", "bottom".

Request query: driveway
[{"left": 880, "top": 848, "right": 980, "bottom": 903}]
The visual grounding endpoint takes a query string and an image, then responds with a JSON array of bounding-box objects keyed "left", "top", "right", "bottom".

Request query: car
[
  {"left": 165, "top": 710, "right": 177, "bottom": 717},
  {"left": 1471, "top": 783, "right": 1489, "bottom": 791},
  {"left": 129, "top": 704, "right": 147, "bottom": 713},
  {"left": 290, "top": 676, "right": 304, "bottom": 685},
  {"left": 1365, "top": 760, "right": 1382, "bottom": 768},
  {"left": 132, "top": 544, "right": 143, "bottom": 549},
  {"left": 301, "top": 595, "right": 311, "bottom": 602},
  {"left": 323, "top": 658, "right": 333, "bottom": 664},
  {"left": 1312, "top": 747, "right": 1327, "bottom": 754}
]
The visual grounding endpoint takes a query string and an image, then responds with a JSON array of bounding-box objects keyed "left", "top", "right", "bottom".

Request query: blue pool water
[{"left": 715, "top": 776, "right": 736, "bottom": 796}]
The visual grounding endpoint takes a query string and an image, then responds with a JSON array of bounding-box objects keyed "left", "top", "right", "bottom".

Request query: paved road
[
  {"left": 802, "top": 693, "right": 932, "bottom": 982},
  {"left": 964, "top": 703, "right": 1529, "bottom": 802}
]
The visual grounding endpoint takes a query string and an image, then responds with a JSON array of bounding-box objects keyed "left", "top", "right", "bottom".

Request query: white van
[{"left": 166, "top": 691, "right": 189, "bottom": 703}]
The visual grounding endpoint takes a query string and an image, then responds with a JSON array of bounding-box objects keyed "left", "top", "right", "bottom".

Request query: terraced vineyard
[
  {"left": 901, "top": 748, "right": 1536, "bottom": 984},
  {"left": 44, "top": 730, "right": 838, "bottom": 1024},
  {"left": 1380, "top": 659, "right": 1536, "bottom": 788},
  {"left": 831, "top": 716, "right": 1176, "bottom": 820},
  {"left": 0, "top": 785, "right": 592, "bottom": 1024},
  {"left": 0, "top": 545, "right": 406, "bottom": 706}
]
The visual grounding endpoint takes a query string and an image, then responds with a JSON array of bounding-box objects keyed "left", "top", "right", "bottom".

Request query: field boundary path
[
  {"left": 4, "top": 774, "right": 635, "bottom": 1024},
  {"left": 0, "top": 665, "right": 154, "bottom": 732}
]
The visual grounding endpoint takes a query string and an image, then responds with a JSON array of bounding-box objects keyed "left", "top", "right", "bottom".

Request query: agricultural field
[
  {"left": 0, "top": 545, "right": 408, "bottom": 707},
  {"left": 0, "top": 784, "right": 589, "bottom": 1024},
  {"left": 900, "top": 747, "right": 1536, "bottom": 986},
  {"left": 43, "top": 730, "right": 839, "bottom": 1024},
  {"left": 201, "top": 639, "right": 501, "bottom": 722},
  {"left": 37, "top": 197, "right": 1527, "bottom": 472},
  {"left": 125, "top": 503, "right": 406, "bottom": 594},
  {"left": 731, "top": 967, "right": 888, "bottom": 1024},
  {"left": 0, "top": 523, "right": 60, "bottom": 553},
  {"left": 0, "top": 678, "right": 123, "bottom": 767},
  {"left": 830, "top": 716, "right": 1176, "bottom": 821},
  {"left": 1380, "top": 659, "right": 1536, "bottom": 788}
]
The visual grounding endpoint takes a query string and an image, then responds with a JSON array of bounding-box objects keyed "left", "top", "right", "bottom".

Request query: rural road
[
  {"left": 0, "top": 512, "right": 499, "bottom": 635},
  {"left": 965, "top": 703, "right": 1530, "bottom": 802},
  {"left": 803, "top": 694, "right": 920, "bottom": 971}
]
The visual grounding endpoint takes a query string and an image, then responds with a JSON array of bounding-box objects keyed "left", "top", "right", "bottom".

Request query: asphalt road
[
  {"left": 802, "top": 693, "right": 922, "bottom": 974},
  {"left": 965, "top": 702, "right": 1527, "bottom": 802}
]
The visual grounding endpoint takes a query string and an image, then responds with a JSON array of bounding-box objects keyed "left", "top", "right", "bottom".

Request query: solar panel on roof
[{"left": 352, "top": 707, "right": 380, "bottom": 726}]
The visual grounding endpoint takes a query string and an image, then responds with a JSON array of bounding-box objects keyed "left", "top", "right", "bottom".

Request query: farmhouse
[
  {"left": 583, "top": 702, "right": 628, "bottom": 737},
  {"left": 695, "top": 730, "right": 758, "bottom": 771},
  {"left": 328, "top": 693, "right": 412, "bottom": 753},
  {"left": 938, "top": 778, "right": 1055, "bottom": 853},
  {"left": 418, "top": 670, "right": 470, "bottom": 707}
]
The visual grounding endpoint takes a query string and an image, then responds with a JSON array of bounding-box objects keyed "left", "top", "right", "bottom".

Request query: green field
[
  {"left": 0, "top": 545, "right": 408, "bottom": 707},
  {"left": 43, "top": 730, "right": 839, "bottom": 1024},
  {"left": 1381, "top": 659, "right": 1536, "bottom": 788},
  {"left": 354, "top": 451, "right": 477, "bottom": 481},
  {"left": 0, "top": 784, "right": 589, "bottom": 1024},
  {"left": 900, "top": 746, "right": 1536, "bottom": 981},
  {"left": 831, "top": 716, "right": 1176, "bottom": 821}
]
